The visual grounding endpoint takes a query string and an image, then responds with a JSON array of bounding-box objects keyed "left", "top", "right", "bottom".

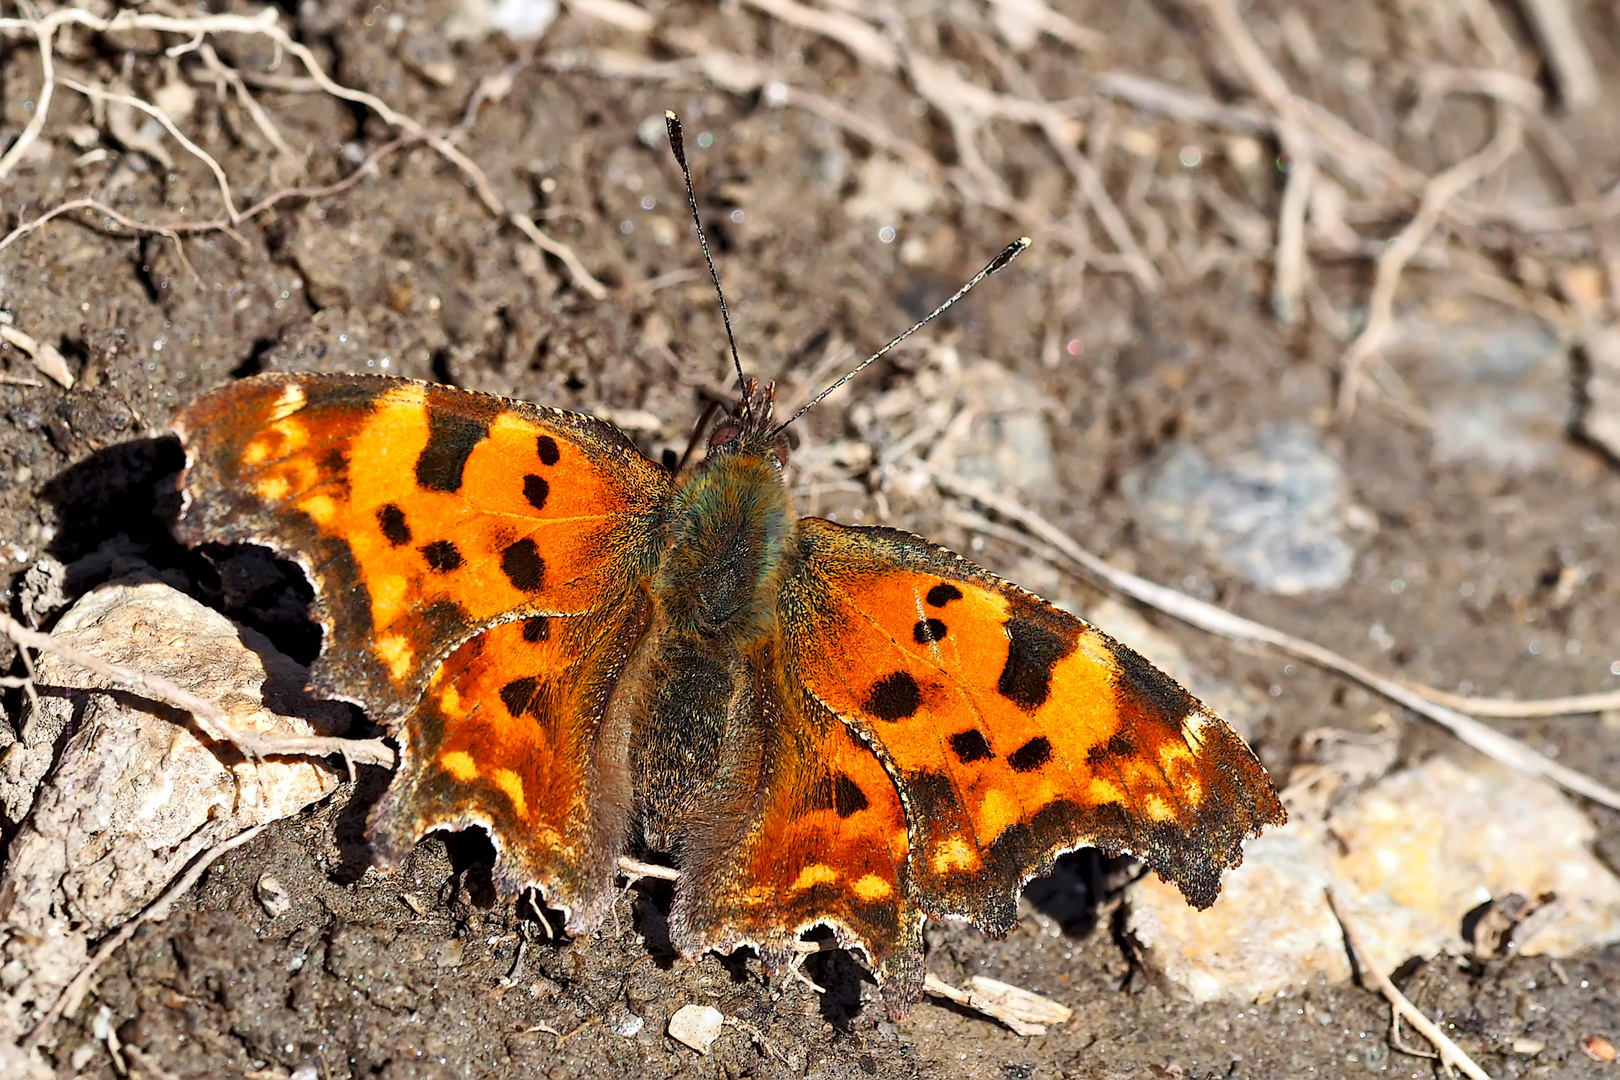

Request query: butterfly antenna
[
  {"left": 665, "top": 111, "right": 749, "bottom": 420},
  {"left": 771, "top": 236, "right": 1031, "bottom": 437}
]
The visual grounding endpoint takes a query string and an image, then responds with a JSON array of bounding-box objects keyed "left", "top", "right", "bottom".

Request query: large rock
[
  {"left": 0, "top": 580, "right": 346, "bottom": 1048},
  {"left": 1128, "top": 754, "right": 1620, "bottom": 1000}
]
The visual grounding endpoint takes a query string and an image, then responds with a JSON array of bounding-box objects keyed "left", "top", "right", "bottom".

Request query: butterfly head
[{"left": 705, "top": 376, "right": 790, "bottom": 469}]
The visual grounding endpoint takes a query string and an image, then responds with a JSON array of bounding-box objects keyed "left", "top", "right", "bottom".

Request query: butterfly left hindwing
[{"left": 174, "top": 373, "right": 671, "bottom": 719}]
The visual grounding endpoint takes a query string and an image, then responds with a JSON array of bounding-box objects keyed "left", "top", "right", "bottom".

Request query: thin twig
[
  {"left": 0, "top": 136, "right": 418, "bottom": 257},
  {"left": 1338, "top": 103, "right": 1524, "bottom": 415},
  {"left": 0, "top": 6, "right": 605, "bottom": 297},
  {"left": 1406, "top": 685, "right": 1620, "bottom": 718},
  {"left": 616, "top": 856, "right": 680, "bottom": 882},
  {"left": 1326, "top": 890, "right": 1494, "bottom": 1080},
  {"left": 1091, "top": 71, "right": 1271, "bottom": 134},
  {"left": 0, "top": 14, "right": 59, "bottom": 179},
  {"left": 1517, "top": 0, "right": 1599, "bottom": 110},
  {"left": 22, "top": 824, "right": 269, "bottom": 1051},
  {"left": 198, "top": 42, "right": 296, "bottom": 158},
  {"left": 60, "top": 77, "right": 240, "bottom": 221},
  {"left": 928, "top": 470, "right": 1620, "bottom": 812}
]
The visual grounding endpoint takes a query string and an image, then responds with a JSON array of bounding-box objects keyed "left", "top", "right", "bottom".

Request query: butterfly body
[
  {"left": 173, "top": 371, "right": 1285, "bottom": 1018},
  {"left": 632, "top": 384, "right": 797, "bottom": 849}
]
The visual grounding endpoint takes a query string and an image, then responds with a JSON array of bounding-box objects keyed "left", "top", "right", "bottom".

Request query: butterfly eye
[
  {"left": 709, "top": 420, "right": 742, "bottom": 450},
  {"left": 774, "top": 437, "right": 790, "bottom": 469}
]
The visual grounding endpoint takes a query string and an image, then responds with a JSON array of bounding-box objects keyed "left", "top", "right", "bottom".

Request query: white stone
[
  {"left": 1127, "top": 821, "right": 1352, "bottom": 1003},
  {"left": 668, "top": 1004, "right": 724, "bottom": 1053},
  {"left": 1327, "top": 756, "right": 1620, "bottom": 974},
  {"left": 1128, "top": 755, "right": 1620, "bottom": 1001}
]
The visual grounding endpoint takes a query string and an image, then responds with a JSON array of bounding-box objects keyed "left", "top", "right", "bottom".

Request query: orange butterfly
[{"left": 172, "top": 118, "right": 1284, "bottom": 1019}]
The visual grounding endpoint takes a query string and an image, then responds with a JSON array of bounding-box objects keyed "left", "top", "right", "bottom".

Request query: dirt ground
[{"left": 3, "top": 0, "right": 1620, "bottom": 1076}]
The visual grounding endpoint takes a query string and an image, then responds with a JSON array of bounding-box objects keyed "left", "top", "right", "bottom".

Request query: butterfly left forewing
[
  {"left": 174, "top": 373, "right": 670, "bottom": 719},
  {"left": 781, "top": 518, "right": 1286, "bottom": 937}
]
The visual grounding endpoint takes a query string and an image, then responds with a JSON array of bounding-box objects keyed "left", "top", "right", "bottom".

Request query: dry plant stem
[
  {"left": 1516, "top": 0, "right": 1599, "bottom": 110},
  {"left": 0, "top": 323, "right": 74, "bottom": 388},
  {"left": 929, "top": 471, "right": 1620, "bottom": 813},
  {"left": 1408, "top": 685, "right": 1620, "bottom": 719},
  {"left": 0, "top": 6, "right": 604, "bottom": 299},
  {"left": 0, "top": 11, "right": 58, "bottom": 179},
  {"left": 921, "top": 974, "right": 1045, "bottom": 1037},
  {"left": 198, "top": 42, "right": 296, "bottom": 158},
  {"left": 617, "top": 856, "right": 680, "bottom": 882},
  {"left": 1091, "top": 71, "right": 1271, "bottom": 135},
  {"left": 1338, "top": 105, "right": 1524, "bottom": 416},
  {"left": 21, "top": 824, "right": 270, "bottom": 1051},
  {"left": 1190, "top": 0, "right": 1316, "bottom": 322},
  {"left": 0, "top": 136, "right": 418, "bottom": 257},
  {"left": 0, "top": 611, "right": 396, "bottom": 769},
  {"left": 738, "top": 0, "right": 897, "bottom": 71},
  {"left": 60, "top": 77, "right": 240, "bottom": 221},
  {"left": 1326, "top": 890, "right": 1494, "bottom": 1080},
  {"left": 1272, "top": 147, "right": 1316, "bottom": 324}
]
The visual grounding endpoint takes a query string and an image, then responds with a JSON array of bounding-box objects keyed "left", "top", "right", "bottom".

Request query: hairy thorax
[{"left": 630, "top": 449, "right": 799, "bottom": 850}]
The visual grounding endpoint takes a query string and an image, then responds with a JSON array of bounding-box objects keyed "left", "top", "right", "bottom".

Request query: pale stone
[
  {"left": 1125, "top": 424, "right": 1355, "bottom": 595},
  {"left": 1128, "top": 755, "right": 1620, "bottom": 1001},
  {"left": 0, "top": 580, "right": 345, "bottom": 1044},
  {"left": 668, "top": 1004, "right": 724, "bottom": 1053},
  {"left": 1127, "top": 821, "right": 1352, "bottom": 1003},
  {"left": 1327, "top": 756, "right": 1620, "bottom": 973}
]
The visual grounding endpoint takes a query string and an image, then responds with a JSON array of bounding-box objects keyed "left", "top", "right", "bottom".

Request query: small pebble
[
  {"left": 1510, "top": 1038, "right": 1545, "bottom": 1055},
  {"left": 256, "top": 874, "right": 292, "bottom": 918},
  {"left": 668, "top": 1004, "right": 723, "bottom": 1053},
  {"left": 1584, "top": 1034, "right": 1617, "bottom": 1062}
]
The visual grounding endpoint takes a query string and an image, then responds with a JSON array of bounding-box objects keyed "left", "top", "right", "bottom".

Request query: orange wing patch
[
  {"left": 670, "top": 651, "right": 925, "bottom": 1010},
  {"left": 368, "top": 610, "right": 643, "bottom": 933},
  {"left": 782, "top": 518, "right": 1286, "bottom": 934},
  {"left": 175, "top": 373, "right": 669, "bottom": 718}
]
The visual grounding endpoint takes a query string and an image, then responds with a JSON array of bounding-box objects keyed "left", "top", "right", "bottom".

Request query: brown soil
[{"left": 3, "top": 0, "right": 1619, "bottom": 1077}]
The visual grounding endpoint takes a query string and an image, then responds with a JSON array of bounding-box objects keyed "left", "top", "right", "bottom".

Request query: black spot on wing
[
  {"left": 1008, "top": 736, "right": 1052, "bottom": 773},
  {"left": 866, "top": 671, "right": 921, "bottom": 721},
  {"left": 499, "top": 677, "right": 539, "bottom": 717},
  {"left": 521, "top": 616, "right": 550, "bottom": 642},
  {"left": 536, "top": 435, "right": 561, "bottom": 466},
  {"left": 925, "top": 583, "right": 963, "bottom": 607},
  {"left": 377, "top": 503, "right": 411, "bottom": 546},
  {"left": 502, "top": 538, "right": 546, "bottom": 592},
  {"left": 420, "top": 539, "right": 463, "bottom": 573},
  {"left": 832, "top": 773, "right": 869, "bottom": 818},
  {"left": 1086, "top": 732, "right": 1137, "bottom": 768},
  {"left": 415, "top": 409, "right": 490, "bottom": 493},
  {"left": 523, "top": 474, "right": 550, "bottom": 512},
  {"left": 913, "top": 618, "right": 948, "bottom": 645},
  {"left": 948, "top": 729, "right": 993, "bottom": 764},
  {"left": 997, "top": 607, "right": 1077, "bottom": 711}
]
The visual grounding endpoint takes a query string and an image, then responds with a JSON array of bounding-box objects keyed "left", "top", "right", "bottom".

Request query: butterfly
[{"left": 170, "top": 119, "right": 1284, "bottom": 1020}]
